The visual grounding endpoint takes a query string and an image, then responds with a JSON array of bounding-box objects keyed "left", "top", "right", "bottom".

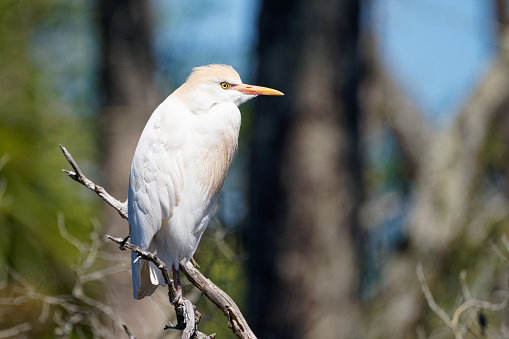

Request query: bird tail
[{"left": 131, "top": 251, "right": 166, "bottom": 299}]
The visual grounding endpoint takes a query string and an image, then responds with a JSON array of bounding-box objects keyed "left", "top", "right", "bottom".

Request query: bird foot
[
  {"left": 191, "top": 257, "right": 200, "bottom": 268},
  {"left": 164, "top": 320, "right": 184, "bottom": 331},
  {"left": 119, "top": 234, "right": 130, "bottom": 251},
  {"left": 170, "top": 290, "right": 183, "bottom": 305}
]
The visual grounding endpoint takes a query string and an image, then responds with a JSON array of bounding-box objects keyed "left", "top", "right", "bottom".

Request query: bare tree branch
[
  {"left": 60, "top": 145, "right": 255, "bottom": 339},
  {"left": 379, "top": 72, "right": 432, "bottom": 172},
  {"left": 123, "top": 324, "right": 136, "bottom": 339},
  {"left": 417, "top": 262, "right": 509, "bottom": 339},
  {"left": 362, "top": 35, "right": 432, "bottom": 173},
  {"left": 59, "top": 145, "right": 128, "bottom": 220},
  {"left": 371, "top": 30, "right": 509, "bottom": 338},
  {"left": 105, "top": 236, "right": 175, "bottom": 295},
  {"left": 416, "top": 263, "right": 455, "bottom": 331},
  {"left": 0, "top": 322, "right": 32, "bottom": 338},
  {"left": 103, "top": 231, "right": 200, "bottom": 337},
  {"left": 411, "top": 30, "right": 509, "bottom": 253},
  {"left": 180, "top": 261, "right": 254, "bottom": 339}
]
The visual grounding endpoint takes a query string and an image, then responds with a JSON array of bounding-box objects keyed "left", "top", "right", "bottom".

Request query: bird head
[{"left": 173, "top": 64, "right": 284, "bottom": 115}]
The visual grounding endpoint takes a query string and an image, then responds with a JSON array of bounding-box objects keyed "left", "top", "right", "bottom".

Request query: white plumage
[{"left": 128, "top": 64, "right": 283, "bottom": 299}]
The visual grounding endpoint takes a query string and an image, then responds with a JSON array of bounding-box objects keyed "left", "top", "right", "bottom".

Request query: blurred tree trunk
[
  {"left": 246, "top": 0, "right": 363, "bottom": 337},
  {"left": 99, "top": 0, "right": 158, "bottom": 226},
  {"left": 495, "top": 0, "right": 508, "bottom": 37},
  {"left": 98, "top": 0, "right": 165, "bottom": 336}
]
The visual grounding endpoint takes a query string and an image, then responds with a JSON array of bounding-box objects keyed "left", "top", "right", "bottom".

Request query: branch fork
[{"left": 60, "top": 145, "right": 255, "bottom": 339}]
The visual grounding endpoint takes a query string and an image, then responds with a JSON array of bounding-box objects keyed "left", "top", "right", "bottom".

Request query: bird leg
[{"left": 172, "top": 264, "right": 182, "bottom": 300}]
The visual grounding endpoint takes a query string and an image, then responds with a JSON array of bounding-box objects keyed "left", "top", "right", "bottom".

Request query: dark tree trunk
[
  {"left": 246, "top": 0, "right": 363, "bottom": 337},
  {"left": 495, "top": 0, "right": 508, "bottom": 37},
  {"left": 99, "top": 0, "right": 158, "bottom": 221},
  {"left": 98, "top": 1, "right": 165, "bottom": 336}
]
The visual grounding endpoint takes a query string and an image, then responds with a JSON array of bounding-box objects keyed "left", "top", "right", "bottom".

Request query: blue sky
[
  {"left": 28, "top": 0, "right": 497, "bottom": 229},
  {"left": 30, "top": 0, "right": 497, "bottom": 125},
  {"left": 372, "top": 0, "right": 496, "bottom": 124},
  {"left": 154, "top": 0, "right": 496, "bottom": 126},
  {"left": 151, "top": 0, "right": 261, "bottom": 93}
]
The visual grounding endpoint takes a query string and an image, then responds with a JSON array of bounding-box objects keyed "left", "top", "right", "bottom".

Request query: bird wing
[{"left": 128, "top": 107, "right": 186, "bottom": 299}]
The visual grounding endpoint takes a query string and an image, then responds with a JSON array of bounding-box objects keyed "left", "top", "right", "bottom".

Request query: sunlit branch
[{"left": 61, "top": 144, "right": 254, "bottom": 339}]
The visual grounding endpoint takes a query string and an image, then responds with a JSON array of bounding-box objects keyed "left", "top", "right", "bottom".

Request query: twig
[
  {"left": 0, "top": 216, "right": 139, "bottom": 338},
  {"left": 181, "top": 261, "right": 255, "bottom": 339},
  {"left": 59, "top": 145, "right": 128, "bottom": 220},
  {"left": 123, "top": 324, "right": 136, "bottom": 339},
  {"left": 61, "top": 145, "right": 256, "bottom": 339},
  {"left": 417, "top": 262, "right": 509, "bottom": 339},
  {"left": 416, "top": 263, "right": 454, "bottom": 330},
  {"left": 105, "top": 235, "right": 179, "bottom": 305},
  {"left": 458, "top": 271, "right": 472, "bottom": 301},
  {"left": 0, "top": 322, "right": 32, "bottom": 338},
  {"left": 105, "top": 235, "right": 198, "bottom": 337}
]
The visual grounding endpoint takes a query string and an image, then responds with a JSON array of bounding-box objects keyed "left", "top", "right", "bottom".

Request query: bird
[{"left": 128, "top": 64, "right": 283, "bottom": 300}]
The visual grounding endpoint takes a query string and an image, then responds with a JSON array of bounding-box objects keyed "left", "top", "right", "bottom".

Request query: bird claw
[
  {"left": 191, "top": 257, "right": 200, "bottom": 268},
  {"left": 164, "top": 317, "right": 185, "bottom": 331},
  {"left": 170, "top": 292, "right": 183, "bottom": 306},
  {"left": 119, "top": 234, "right": 130, "bottom": 251},
  {"left": 164, "top": 321, "right": 180, "bottom": 331}
]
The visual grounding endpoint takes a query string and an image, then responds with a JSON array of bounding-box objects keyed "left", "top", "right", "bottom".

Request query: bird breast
[
  {"left": 197, "top": 128, "right": 238, "bottom": 200},
  {"left": 191, "top": 103, "right": 241, "bottom": 202}
]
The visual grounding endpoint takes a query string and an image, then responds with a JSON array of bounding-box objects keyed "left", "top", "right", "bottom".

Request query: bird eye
[{"left": 220, "top": 82, "right": 230, "bottom": 89}]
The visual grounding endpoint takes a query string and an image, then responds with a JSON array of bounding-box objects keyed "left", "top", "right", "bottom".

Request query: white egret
[{"left": 128, "top": 64, "right": 283, "bottom": 299}]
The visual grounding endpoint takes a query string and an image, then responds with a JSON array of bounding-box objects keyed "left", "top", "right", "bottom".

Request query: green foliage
[
  {"left": 0, "top": 0, "right": 100, "bottom": 336},
  {"left": 0, "top": 1, "right": 253, "bottom": 337},
  {"left": 191, "top": 221, "right": 248, "bottom": 338}
]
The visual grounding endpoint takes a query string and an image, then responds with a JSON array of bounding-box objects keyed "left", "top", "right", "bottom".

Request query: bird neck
[{"left": 171, "top": 83, "right": 212, "bottom": 115}]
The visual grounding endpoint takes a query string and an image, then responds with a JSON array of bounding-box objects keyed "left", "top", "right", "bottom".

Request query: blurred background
[{"left": 1, "top": 0, "right": 509, "bottom": 338}]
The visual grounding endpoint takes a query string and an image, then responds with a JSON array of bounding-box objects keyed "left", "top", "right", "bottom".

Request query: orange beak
[{"left": 232, "top": 84, "right": 284, "bottom": 96}]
